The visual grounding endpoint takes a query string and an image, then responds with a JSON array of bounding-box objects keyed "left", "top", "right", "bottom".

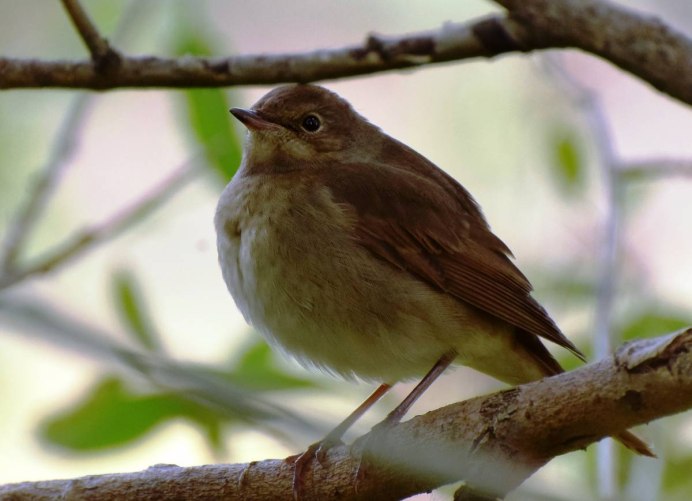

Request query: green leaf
[
  {"left": 663, "top": 455, "right": 692, "bottom": 493},
  {"left": 40, "top": 377, "right": 226, "bottom": 452},
  {"left": 542, "top": 274, "right": 595, "bottom": 303},
  {"left": 619, "top": 311, "right": 690, "bottom": 341},
  {"left": 550, "top": 129, "right": 585, "bottom": 194},
  {"left": 173, "top": 28, "right": 242, "bottom": 183},
  {"left": 228, "top": 341, "right": 320, "bottom": 391},
  {"left": 111, "top": 270, "right": 162, "bottom": 352},
  {"left": 183, "top": 88, "right": 242, "bottom": 183}
]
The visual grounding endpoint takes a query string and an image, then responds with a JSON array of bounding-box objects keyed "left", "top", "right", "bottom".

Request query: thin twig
[
  {"left": 0, "top": 0, "right": 147, "bottom": 275},
  {"left": 0, "top": 0, "right": 153, "bottom": 286},
  {"left": 60, "top": 0, "right": 118, "bottom": 64},
  {"left": 0, "top": 96, "right": 90, "bottom": 273},
  {"left": 0, "top": 294, "right": 324, "bottom": 440},
  {"left": 0, "top": 161, "right": 201, "bottom": 291},
  {"left": 618, "top": 159, "right": 692, "bottom": 180},
  {"left": 541, "top": 54, "right": 622, "bottom": 499}
]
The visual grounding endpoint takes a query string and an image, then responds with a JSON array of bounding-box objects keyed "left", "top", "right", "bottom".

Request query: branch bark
[
  {"left": 59, "top": 0, "right": 118, "bottom": 65},
  {"left": 2, "top": 329, "right": 690, "bottom": 501},
  {"left": 1, "top": 0, "right": 691, "bottom": 106}
]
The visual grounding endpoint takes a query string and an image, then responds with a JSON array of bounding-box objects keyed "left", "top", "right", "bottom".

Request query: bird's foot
[
  {"left": 286, "top": 435, "right": 343, "bottom": 500},
  {"left": 237, "top": 460, "right": 258, "bottom": 491},
  {"left": 352, "top": 418, "right": 396, "bottom": 494}
]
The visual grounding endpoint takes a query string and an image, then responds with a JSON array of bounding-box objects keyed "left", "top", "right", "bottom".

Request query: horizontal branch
[
  {"left": 618, "top": 159, "right": 692, "bottom": 180},
  {"left": 2, "top": 329, "right": 690, "bottom": 500},
  {"left": 1, "top": 0, "right": 691, "bottom": 106}
]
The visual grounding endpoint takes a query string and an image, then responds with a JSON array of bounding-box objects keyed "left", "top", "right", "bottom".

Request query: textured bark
[
  {"left": 1, "top": 329, "right": 690, "bottom": 501},
  {"left": 0, "top": 0, "right": 691, "bottom": 106}
]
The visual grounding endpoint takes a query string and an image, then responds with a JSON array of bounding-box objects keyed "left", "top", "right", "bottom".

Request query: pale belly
[{"left": 215, "top": 173, "right": 545, "bottom": 384}]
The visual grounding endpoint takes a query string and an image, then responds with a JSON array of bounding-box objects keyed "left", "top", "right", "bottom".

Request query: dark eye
[{"left": 301, "top": 114, "right": 321, "bottom": 132}]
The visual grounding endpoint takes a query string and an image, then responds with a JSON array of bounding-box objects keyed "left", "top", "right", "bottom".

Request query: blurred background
[{"left": 1, "top": 0, "right": 691, "bottom": 499}]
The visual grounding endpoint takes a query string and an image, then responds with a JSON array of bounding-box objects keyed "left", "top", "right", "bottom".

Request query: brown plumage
[{"left": 215, "top": 84, "right": 654, "bottom": 481}]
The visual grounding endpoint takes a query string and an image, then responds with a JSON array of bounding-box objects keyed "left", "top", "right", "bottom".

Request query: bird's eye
[{"left": 301, "top": 114, "right": 321, "bottom": 132}]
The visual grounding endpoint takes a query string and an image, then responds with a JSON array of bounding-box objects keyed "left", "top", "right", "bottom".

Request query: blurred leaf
[
  {"left": 556, "top": 345, "right": 590, "bottom": 373},
  {"left": 112, "top": 269, "right": 162, "bottom": 352},
  {"left": 227, "top": 340, "right": 320, "bottom": 391},
  {"left": 619, "top": 311, "right": 690, "bottom": 341},
  {"left": 173, "top": 27, "right": 242, "bottom": 183},
  {"left": 1, "top": 294, "right": 324, "bottom": 450},
  {"left": 88, "top": 0, "right": 122, "bottom": 35},
  {"left": 40, "top": 376, "right": 225, "bottom": 452},
  {"left": 550, "top": 129, "right": 585, "bottom": 195},
  {"left": 663, "top": 456, "right": 692, "bottom": 494},
  {"left": 542, "top": 273, "right": 595, "bottom": 303}
]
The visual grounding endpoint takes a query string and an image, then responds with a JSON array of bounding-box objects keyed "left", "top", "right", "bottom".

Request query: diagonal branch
[
  {"left": 59, "top": 0, "right": 120, "bottom": 68},
  {"left": 1, "top": 0, "right": 691, "bottom": 106},
  {"left": 0, "top": 96, "right": 90, "bottom": 273},
  {"left": 1, "top": 329, "right": 690, "bottom": 500},
  {"left": 0, "top": 0, "right": 150, "bottom": 277},
  {"left": 0, "top": 160, "right": 201, "bottom": 291}
]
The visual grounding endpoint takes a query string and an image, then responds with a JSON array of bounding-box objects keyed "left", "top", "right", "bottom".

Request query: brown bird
[{"left": 215, "top": 84, "right": 653, "bottom": 494}]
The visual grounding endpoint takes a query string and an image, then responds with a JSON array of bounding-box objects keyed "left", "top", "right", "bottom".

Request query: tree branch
[
  {"left": 492, "top": 0, "right": 692, "bottom": 105},
  {"left": 0, "top": 96, "right": 90, "bottom": 273},
  {"left": 0, "top": 160, "right": 201, "bottom": 291},
  {"left": 618, "top": 159, "right": 692, "bottom": 180},
  {"left": 1, "top": 0, "right": 691, "bottom": 106},
  {"left": 2, "top": 329, "right": 690, "bottom": 501},
  {"left": 59, "top": 0, "right": 120, "bottom": 69}
]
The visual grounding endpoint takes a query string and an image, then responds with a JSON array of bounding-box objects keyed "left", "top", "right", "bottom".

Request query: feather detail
[{"left": 321, "top": 159, "right": 585, "bottom": 362}]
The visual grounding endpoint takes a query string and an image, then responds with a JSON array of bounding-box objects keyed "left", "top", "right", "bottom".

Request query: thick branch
[
  {"left": 492, "top": 0, "right": 692, "bottom": 105},
  {"left": 2, "top": 329, "right": 690, "bottom": 500},
  {"left": 1, "top": 0, "right": 691, "bottom": 106}
]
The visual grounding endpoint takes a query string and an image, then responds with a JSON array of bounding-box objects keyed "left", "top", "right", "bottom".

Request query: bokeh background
[{"left": 1, "top": 1, "right": 691, "bottom": 499}]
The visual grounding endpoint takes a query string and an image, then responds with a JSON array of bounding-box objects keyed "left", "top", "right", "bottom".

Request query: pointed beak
[{"left": 230, "top": 108, "right": 281, "bottom": 131}]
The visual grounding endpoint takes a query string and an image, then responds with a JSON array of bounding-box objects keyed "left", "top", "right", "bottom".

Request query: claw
[
  {"left": 237, "top": 460, "right": 257, "bottom": 491},
  {"left": 288, "top": 437, "right": 343, "bottom": 500},
  {"left": 351, "top": 437, "right": 374, "bottom": 495},
  {"left": 352, "top": 418, "right": 397, "bottom": 495}
]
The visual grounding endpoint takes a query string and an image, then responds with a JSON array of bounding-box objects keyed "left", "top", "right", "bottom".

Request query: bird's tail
[
  {"left": 614, "top": 430, "right": 656, "bottom": 457},
  {"left": 515, "top": 329, "right": 655, "bottom": 457}
]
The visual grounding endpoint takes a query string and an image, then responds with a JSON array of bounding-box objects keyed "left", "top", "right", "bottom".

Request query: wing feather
[{"left": 321, "top": 159, "right": 584, "bottom": 361}]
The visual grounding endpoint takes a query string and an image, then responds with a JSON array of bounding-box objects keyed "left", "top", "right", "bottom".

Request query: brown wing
[{"left": 321, "top": 155, "right": 585, "bottom": 361}]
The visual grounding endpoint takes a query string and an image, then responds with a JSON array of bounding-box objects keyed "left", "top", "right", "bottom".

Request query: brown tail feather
[
  {"left": 515, "top": 329, "right": 656, "bottom": 457},
  {"left": 615, "top": 430, "right": 656, "bottom": 457}
]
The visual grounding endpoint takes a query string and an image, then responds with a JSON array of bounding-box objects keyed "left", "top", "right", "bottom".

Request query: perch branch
[{"left": 1, "top": 329, "right": 690, "bottom": 500}]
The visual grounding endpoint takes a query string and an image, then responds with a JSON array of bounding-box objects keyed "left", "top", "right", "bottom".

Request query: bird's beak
[{"left": 230, "top": 108, "right": 281, "bottom": 131}]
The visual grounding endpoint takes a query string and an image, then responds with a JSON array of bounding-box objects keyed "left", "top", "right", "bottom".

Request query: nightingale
[{"left": 215, "top": 84, "right": 653, "bottom": 493}]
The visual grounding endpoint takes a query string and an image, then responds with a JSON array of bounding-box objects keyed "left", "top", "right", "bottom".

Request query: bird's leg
[
  {"left": 288, "top": 382, "right": 392, "bottom": 500},
  {"left": 354, "top": 350, "right": 457, "bottom": 490}
]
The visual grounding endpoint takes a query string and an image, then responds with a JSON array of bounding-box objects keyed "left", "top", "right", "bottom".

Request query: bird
[{"left": 214, "top": 83, "right": 654, "bottom": 495}]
